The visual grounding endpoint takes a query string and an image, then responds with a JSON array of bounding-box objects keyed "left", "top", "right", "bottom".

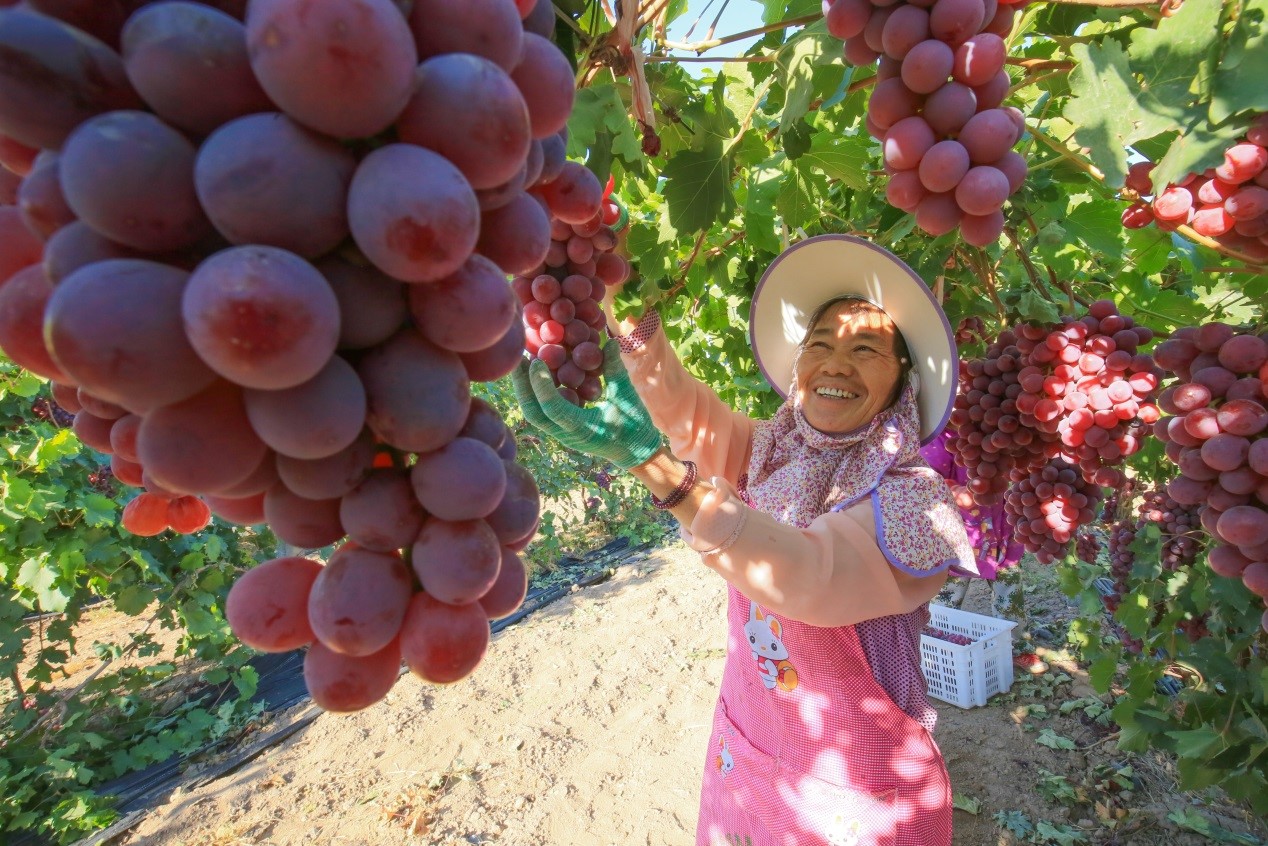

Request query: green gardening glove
[{"left": 512, "top": 343, "right": 663, "bottom": 470}]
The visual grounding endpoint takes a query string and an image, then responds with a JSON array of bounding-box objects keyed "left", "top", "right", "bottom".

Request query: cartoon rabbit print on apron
[{"left": 745, "top": 602, "right": 799, "bottom": 693}]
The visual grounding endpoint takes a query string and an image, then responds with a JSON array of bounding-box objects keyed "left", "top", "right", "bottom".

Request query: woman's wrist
[{"left": 630, "top": 448, "right": 709, "bottom": 523}]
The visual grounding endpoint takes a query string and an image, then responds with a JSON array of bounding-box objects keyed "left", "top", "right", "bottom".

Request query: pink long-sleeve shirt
[{"left": 617, "top": 314, "right": 941, "bottom": 730}]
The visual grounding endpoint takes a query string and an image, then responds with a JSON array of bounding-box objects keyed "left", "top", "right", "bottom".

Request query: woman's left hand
[{"left": 512, "top": 343, "right": 664, "bottom": 471}]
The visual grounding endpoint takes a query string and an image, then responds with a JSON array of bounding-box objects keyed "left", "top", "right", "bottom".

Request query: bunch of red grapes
[
  {"left": 1121, "top": 114, "right": 1268, "bottom": 263},
  {"left": 1150, "top": 325, "right": 1268, "bottom": 628},
  {"left": 951, "top": 300, "right": 1163, "bottom": 561},
  {"left": 1105, "top": 487, "right": 1204, "bottom": 646},
  {"left": 1075, "top": 530, "right": 1101, "bottom": 565},
  {"left": 948, "top": 327, "right": 1039, "bottom": 504},
  {"left": 0, "top": 0, "right": 577, "bottom": 712},
  {"left": 954, "top": 314, "right": 986, "bottom": 345},
  {"left": 517, "top": 180, "right": 630, "bottom": 404},
  {"left": 1003, "top": 459, "right": 1102, "bottom": 564},
  {"left": 1107, "top": 488, "right": 1202, "bottom": 589},
  {"left": 951, "top": 300, "right": 1162, "bottom": 501},
  {"left": 1106, "top": 515, "right": 1134, "bottom": 595},
  {"left": 1009, "top": 302, "right": 1162, "bottom": 491},
  {"left": 822, "top": 0, "right": 1029, "bottom": 245},
  {"left": 1138, "top": 488, "right": 1203, "bottom": 571}
]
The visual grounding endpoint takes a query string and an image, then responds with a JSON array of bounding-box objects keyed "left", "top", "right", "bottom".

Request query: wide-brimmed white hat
[{"left": 749, "top": 234, "right": 957, "bottom": 444}]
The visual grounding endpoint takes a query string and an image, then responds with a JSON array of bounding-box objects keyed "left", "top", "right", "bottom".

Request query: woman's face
[{"left": 794, "top": 300, "right": 904, "bottom": 436}]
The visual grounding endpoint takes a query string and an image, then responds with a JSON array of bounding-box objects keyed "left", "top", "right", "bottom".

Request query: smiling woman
[
  {"left": 514, "top": 234, "right": 978, "bottom": 846},
  {"left": 794, "top": 297, "right": 911, "bottom": 436}
]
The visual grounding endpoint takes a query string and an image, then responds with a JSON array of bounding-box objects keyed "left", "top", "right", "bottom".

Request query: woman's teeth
[{"left": 816, "top": 387, "right": 857, "bottom": 399}]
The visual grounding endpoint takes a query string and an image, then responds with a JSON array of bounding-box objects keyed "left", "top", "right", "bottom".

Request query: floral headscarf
[{"left": 743, "top": 377, "right": 978, "bottom": 577}]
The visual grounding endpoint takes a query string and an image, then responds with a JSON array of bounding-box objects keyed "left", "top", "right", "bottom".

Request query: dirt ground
[{"left": 76, "top": 541, "right": 1268, "bottom": 846}]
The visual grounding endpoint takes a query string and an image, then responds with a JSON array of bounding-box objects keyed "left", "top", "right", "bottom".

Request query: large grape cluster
[
  {"left": 822, "top": 0, "right": 1028, "bottom": 245},
  {"left": 950, "top": 300, "right": 1162, "bottom": 504},
  {"left": 517, "top": 179, "right": 630, "bottom": 405},
  {"left": 1120, "top": 115, "right": 1268, "bottom": 264},
  {"left": 950, "top": 300, "right": 1162, "bottom": 561},
  {"left": 0, "top": 0, "right": 570, "bottom": 712},
  {"left": 1150, "top": 325, "right": 1268, "bottom": 628}
]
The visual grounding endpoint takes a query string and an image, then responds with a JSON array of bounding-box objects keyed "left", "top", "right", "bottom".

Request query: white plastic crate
[{"left": 920, "top": 604, "right": 1017, "bottom": 709}]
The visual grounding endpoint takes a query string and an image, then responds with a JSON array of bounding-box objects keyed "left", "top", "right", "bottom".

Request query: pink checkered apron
[{"left": 695, "top": 586, "right": 953, "bottom": 846}]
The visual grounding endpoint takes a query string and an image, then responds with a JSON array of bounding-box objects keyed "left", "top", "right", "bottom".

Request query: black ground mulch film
[{"left": 16, "top": 533, "right": 664, "bottom": 846}]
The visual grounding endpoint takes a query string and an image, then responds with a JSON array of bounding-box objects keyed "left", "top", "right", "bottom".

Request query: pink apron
[{"left": 696, "top": 587, "right": 953, "bottom": 846}]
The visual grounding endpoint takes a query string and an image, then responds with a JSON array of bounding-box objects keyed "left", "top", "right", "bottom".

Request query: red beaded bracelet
[{"left": 650, "top": 460, "right": 697, "bottom": 510}]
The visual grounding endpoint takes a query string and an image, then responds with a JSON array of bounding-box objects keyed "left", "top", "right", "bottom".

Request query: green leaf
[
  {"left": 1152, "top": 118, "right": 1235, "bottom": 195},
  {"left": 778, "top": 161, "right": 817, "bottom": 229},
  {"left": 180, "top": 601, "right": 219, "bottom": 638},
  {"left": 1088, "top": 654, "right": 1119, "bottom": 693},
  {"left": 10, "top": 372, "right": 42, "bottom": 398},
  {"left": 661, "top": 142, "right": 733, "bottom": 234},
  {"left": 234, "top": 664, "right": 259, "bottom": 699},
  {"left": 1066, "top": 41, "right": 1175, "bottom": 188},
  {"left": 1035, "top": 728, "right": 1077, "bottom": 750},
  {"left": 1211, "top": 0, "right": 1268, "bottom": 123},
  {"left": 1063, "top": 198, "right": 1126, "bottom": 257},
  {"left": 1116, "top": 586, "right": 1153, "bottom": 636},
  {"left": 799, "top": 133, "right": 872, "bottom": 190},
  {"left": 79, "top": 492, "right": 117, "bottom": 527},
  {"left": 951, "top": 792, "right": 982, "bottom": 814},
  {"left": 775, "top": 27, "right": 834, "bottom": 135},
  {"left": 567, "top": 85, "right": 643, "bottom": 165},
  {"left": 782, "top": 118, "right": 812, "bottom": 160},
  {"left": 1165, "top": 728, "right": 1223, "bottom": 759},
  {"left": 760, "top": 0, "right": 820, "bottom": 26},
  {"left": 1016, "top": 290, "right": 1062, "bottom": 324},
  {"left": 114, "top": 585, "right": 154, "bottom": 616},
  {"left": 1176, "top": 756, "right": 1225, "bottom": 791},
  {"left": 1126, "top": 0, "right": 1222, "bottom": 109}
]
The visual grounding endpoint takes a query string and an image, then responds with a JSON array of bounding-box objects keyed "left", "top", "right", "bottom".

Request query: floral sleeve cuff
[{"left": 612, "top": 310, "right": 661, "bottom": 355}]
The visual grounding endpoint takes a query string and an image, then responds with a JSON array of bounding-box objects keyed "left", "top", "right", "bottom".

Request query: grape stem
[
  {"left": 1039, "top": 0, "right": 1156, "bottom": 6},
  {"left": 1048, "top": 264, "right": 1088, "bottom": 311},
  {"left": 646, "top": 54, "right": 776, "bottom": 63},
  {"left": 1005, "top": 58, "right": 1075, "bottom": 72},
  {"left": 1200, "top": 265, "right": 1267, "bottom": 275},
  {"left": 958, "top": 248, "right": 1008, "bottom": 323},
  {"left": 662, "top": 230, "right": 747, "bottom": 304},
  {"left": 656, "top": 13, "right": 820, "bottom": 54},
  {"left": 1005, "top": 226, "right": 1043, "bottom": 290},
  {"left": 1027, "top": 123, "right": 1266, "bottom": 267}
]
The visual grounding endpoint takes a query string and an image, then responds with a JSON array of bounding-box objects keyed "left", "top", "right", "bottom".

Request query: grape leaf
[
  {"left": 79, "top": 492, "right": 117, "bottom": 528},
  {"left": 566, "top": 85, "right": 643, "bottom": 165},
  {"left": 776, "top": 26, "right": 834, "bottom": 134},
  {"left": 1126, "top": 0, "right": 1222, "bottom": 110},
  {"left": 114, "top": 585, "right": 153, "bottom": 616},
  {"left": 1166, "top": 728, "right": 1223, "bottom": 759},
  {"left": 1211, "top": 0, "right": 1268, "bottom": 123},
  {"left": 1066, "top": 41, "right": 1174, "bottom": 188},
  {"left": 1063, "top": 197, "right": 1127, "bottom": 257},
  {"left": 760, "top": 0, "right": 820, "bottom": 25},
  {"left": 799, "top": 132, "right": 872, "bottom": 189},
  {"left": 1151, "top": 117, "right": 1234, "bottom": 193},
  {"left": 661, "top": 142, "right": 734, "bottom": 234},
  {"left": 777, "top": 161, "right": 817, "bottom": 228},
  {"left": 1088, "top": 654, "right": 1118, "bottom": 693},
  {"left": 744, "top": 163, "right": 784, "bottom": 254},
  {"left": 782, "top": 118, "right": 812, "bottom": 159}
]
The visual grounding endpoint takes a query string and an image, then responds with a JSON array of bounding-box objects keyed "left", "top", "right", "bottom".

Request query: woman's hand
[{"left": 512, "top": 343, "right": 663, "bottom": 471}]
